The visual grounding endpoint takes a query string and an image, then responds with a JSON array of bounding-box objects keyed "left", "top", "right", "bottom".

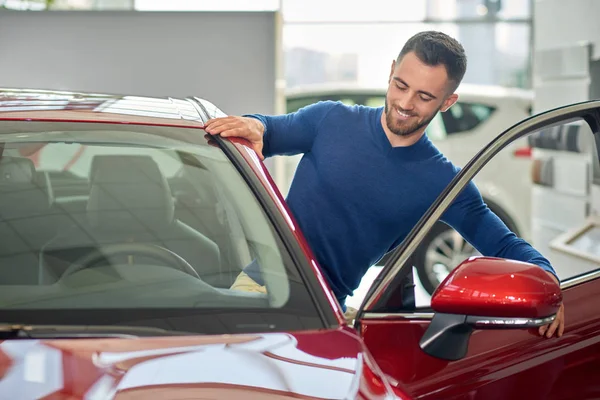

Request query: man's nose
[{"left": 398, "top": 94, "right": 415, "bottom": 111}]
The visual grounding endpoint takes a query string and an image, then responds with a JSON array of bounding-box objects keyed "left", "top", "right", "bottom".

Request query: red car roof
[{"left": 0, "top": 88, "right": 209, "bottom": 128}]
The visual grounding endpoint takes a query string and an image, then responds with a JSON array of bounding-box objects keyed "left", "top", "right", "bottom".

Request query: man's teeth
[{"left": 397, "top": 110, "right": 410, "bottom": 117}]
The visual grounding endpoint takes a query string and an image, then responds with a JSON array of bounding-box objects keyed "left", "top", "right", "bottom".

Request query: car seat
[
  {"left": 39, "top": 155, "right": 223, "bottom": 285},
  {"left": 0, "top": 156, "right": 57, "bottom": 284}
]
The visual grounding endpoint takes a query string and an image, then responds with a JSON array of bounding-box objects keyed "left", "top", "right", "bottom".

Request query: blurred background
[{"left": 1, "top": 0, "right": 535, "bottom": 93}]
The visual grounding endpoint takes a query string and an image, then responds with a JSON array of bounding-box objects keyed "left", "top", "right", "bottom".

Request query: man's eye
[{"left": 420, "top": 96, "right": 432, "bottom": 102}]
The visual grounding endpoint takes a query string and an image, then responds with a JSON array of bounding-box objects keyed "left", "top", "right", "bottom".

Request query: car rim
[{"left": 424, "top": 229, "right": 480, "bottom": 289}]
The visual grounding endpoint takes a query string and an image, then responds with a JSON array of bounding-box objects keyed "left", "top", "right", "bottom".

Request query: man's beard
[{"left": 384, "top": 97, "right": 440, "bottom": 137}]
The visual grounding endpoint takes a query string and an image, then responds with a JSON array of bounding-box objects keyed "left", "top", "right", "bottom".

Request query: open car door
[{"left": 356, "top": 101, "right": 600, "bottom": 400}]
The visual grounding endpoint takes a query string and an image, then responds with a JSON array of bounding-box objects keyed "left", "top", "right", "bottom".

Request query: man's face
[{"left": 385, "top": 51, "right": 458, "bottom": 137}]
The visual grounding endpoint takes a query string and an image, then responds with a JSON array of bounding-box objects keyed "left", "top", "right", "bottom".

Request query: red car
[{"left": 0, "top": 88, "right": 597, "bottom": 399}]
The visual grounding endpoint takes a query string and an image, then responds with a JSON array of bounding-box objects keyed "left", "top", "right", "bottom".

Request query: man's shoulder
[
  {"left": 421, "top": 140, "right": 460, "bottom": 171},
  {"left": 421, "top": 150, "right": 466, "bottom": 187},
  {"left": 431, "top": 155, "right": 482, "bottom": 200},
  {"left": 298, "top": 100, "right": 378, "bottom": 114},
  {"left": 298, "top": 100, "right": 380, "bottom": 126}
]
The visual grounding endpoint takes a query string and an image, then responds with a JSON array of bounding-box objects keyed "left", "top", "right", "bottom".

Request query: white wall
[
  {"left": 0, "top": 10, "right": 279, "bottom": 117},
  {"left": 531, "top": 0, "right": 600, "bottom": 278},
  {"left": 534, "top": 0, "right": 600, "bottom": 58},
  {"left": 533, "top": 0, "right": 600, "bottom": 113}
]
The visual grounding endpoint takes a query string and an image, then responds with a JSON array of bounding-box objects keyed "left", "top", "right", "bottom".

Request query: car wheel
[
  {"left": 413, "top": 221, "right": 480, "bottom": 296},
  {"left": 413, "top": 201, "right": 519, "bottom": 296}
]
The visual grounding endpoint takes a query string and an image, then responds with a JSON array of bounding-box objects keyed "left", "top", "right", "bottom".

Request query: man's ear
[{"left": 441, "top": 93, "right": 459, "bottom": 112}]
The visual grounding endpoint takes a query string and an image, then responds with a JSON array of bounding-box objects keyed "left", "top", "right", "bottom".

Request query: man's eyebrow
[{"left": 393, "top": 77, "right": 437, "bottom": 99}]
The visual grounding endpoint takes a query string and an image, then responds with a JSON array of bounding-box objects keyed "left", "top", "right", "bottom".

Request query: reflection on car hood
[{"left": 0, "top": 328, "right": 393, "bottom": 399}]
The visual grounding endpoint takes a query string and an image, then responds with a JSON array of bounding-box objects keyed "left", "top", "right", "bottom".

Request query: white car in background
[{"left": 286, "top": 83, "right": 534, "bottom": 296}]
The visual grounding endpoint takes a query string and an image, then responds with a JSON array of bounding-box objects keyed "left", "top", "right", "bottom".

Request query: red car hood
[{"left": 0, "top": 328, "right": 402, "bottom": 399}]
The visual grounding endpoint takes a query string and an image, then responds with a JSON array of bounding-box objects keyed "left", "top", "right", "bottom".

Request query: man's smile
[{"left": 396, "top": 109, "right": 414, "bottom": 120}]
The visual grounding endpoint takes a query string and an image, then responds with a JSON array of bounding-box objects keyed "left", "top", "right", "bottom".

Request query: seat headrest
[
  {"left": 0, "top": 157, "right": 35, "bottom": 184},
  {"left": 86, "top": 155, "right": 174, "bottom": 232},
  {"left": 0, "top": 156, "right": 51, "bottom": 219}
]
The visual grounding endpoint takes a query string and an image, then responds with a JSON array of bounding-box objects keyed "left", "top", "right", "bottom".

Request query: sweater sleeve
[
  {"left": 244, "top": 101, "right": 336, "bottom": 158},
  {"left": 442, "top": 181, "right": 559, "bottom": 282}
]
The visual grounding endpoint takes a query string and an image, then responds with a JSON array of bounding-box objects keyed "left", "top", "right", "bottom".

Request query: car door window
[{"left": 529, "top": 121, "right": 600, "bottom": 282}]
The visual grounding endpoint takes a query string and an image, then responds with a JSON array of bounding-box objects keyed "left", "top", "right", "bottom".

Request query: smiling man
[{"left": 205, "top": 31, "right": 565, "bottom": 337}]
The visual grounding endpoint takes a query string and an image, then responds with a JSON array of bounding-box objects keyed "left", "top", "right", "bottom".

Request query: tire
[
  {"left": 413, "top": 221, "right": 477, "bottom": 295},
  {"left": 413, "top": 201, "right": 519, "bottom": 296}
]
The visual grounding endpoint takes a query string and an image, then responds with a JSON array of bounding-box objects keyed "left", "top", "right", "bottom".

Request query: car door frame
[{"left": 355, "top": 100, "right": 600, "bottom": 399}]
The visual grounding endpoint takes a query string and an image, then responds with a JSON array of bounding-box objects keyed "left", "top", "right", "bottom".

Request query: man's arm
[
  {"left": 442, "top": 181, "right": 558, "bottom": 280},
  {"left": 442, "top": 181, "right": 564, "bottom": 338},
  {"left": 205, "top": 101, "right": 336, "bottom": 159}
]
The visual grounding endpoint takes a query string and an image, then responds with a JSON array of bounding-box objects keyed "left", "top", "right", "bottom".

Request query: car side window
[
  {"left": 426, "top": 113, "right": 447, "bottom": 141},
  {"left": 286, "top": 93, "right": 387, "bottom": 113},
  {"left": 441, "top": 102, "right": 496, "bottom": 135}
]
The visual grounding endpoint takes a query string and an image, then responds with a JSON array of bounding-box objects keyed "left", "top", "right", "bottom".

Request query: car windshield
[{"left": 0, "top": 121, "right": 323, "bottom": 334}]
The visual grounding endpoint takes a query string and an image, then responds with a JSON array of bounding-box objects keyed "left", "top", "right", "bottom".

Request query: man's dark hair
[{"left": 397, "top": 31, "right": 467, "bottom": 93}]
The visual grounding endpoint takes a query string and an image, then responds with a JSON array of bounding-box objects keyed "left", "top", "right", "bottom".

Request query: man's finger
[
  {"left": 204, "top": 117, "right": 237, "bottom": 132},
  {"left": 545, "top": 319, "right": 558, "bottom": 338},
  {"left": 203, "top": 134, "right": 219, "bottom": 148},
  {"left": 205, "top": 116, "right": 235, "bottom": 125},
  {"left": 206, "top": 122, "right": 244, "bottom": 136},
  {"left": 556, "top": 304, "right": 565, "bottom": 337},
  {"left": 540, "top": 303, "right": 565, "bottom": 338},
  {"left": 253, "top": 145, "right": 265, "bottom": 160},
  {"left": 204, "top": 121, "right": 233, "bottom": 134},
  {"left": 203, "top": 117, "right": 223, "bottom": 129},
  {"left": 205, "top": 121, "right": 236, "bottom": 133},
  {"left": 558, "top": 319, "right": 565, "bottom": 337},
  {"left": 219, "top": 127, "right": 250, "bottom": 138}
]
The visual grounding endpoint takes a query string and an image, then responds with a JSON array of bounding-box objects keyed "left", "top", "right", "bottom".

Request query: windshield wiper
[{"left": 0, "top": 324, "right": 194, "bottom": 339}]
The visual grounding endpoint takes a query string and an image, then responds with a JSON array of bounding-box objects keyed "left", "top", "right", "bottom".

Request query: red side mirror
[
  {"left": 420, "top": 257, "right": 562, "bottom": 361},
  {"left": 431, "top": 257, "right": 562, "bottom": 319}
]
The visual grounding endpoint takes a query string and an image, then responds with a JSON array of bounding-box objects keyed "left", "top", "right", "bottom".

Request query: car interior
[{"left": 0, "top": 142, "right": 290, "bottom": 310}]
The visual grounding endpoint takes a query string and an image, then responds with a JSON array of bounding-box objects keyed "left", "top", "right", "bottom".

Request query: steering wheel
[{"left": 62, "top": 243, "right": 201, "bottom": 280}]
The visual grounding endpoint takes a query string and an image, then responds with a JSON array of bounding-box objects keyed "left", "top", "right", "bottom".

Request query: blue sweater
[{"left": 247, "top": 101, "right": 556, "bottom": 307}]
